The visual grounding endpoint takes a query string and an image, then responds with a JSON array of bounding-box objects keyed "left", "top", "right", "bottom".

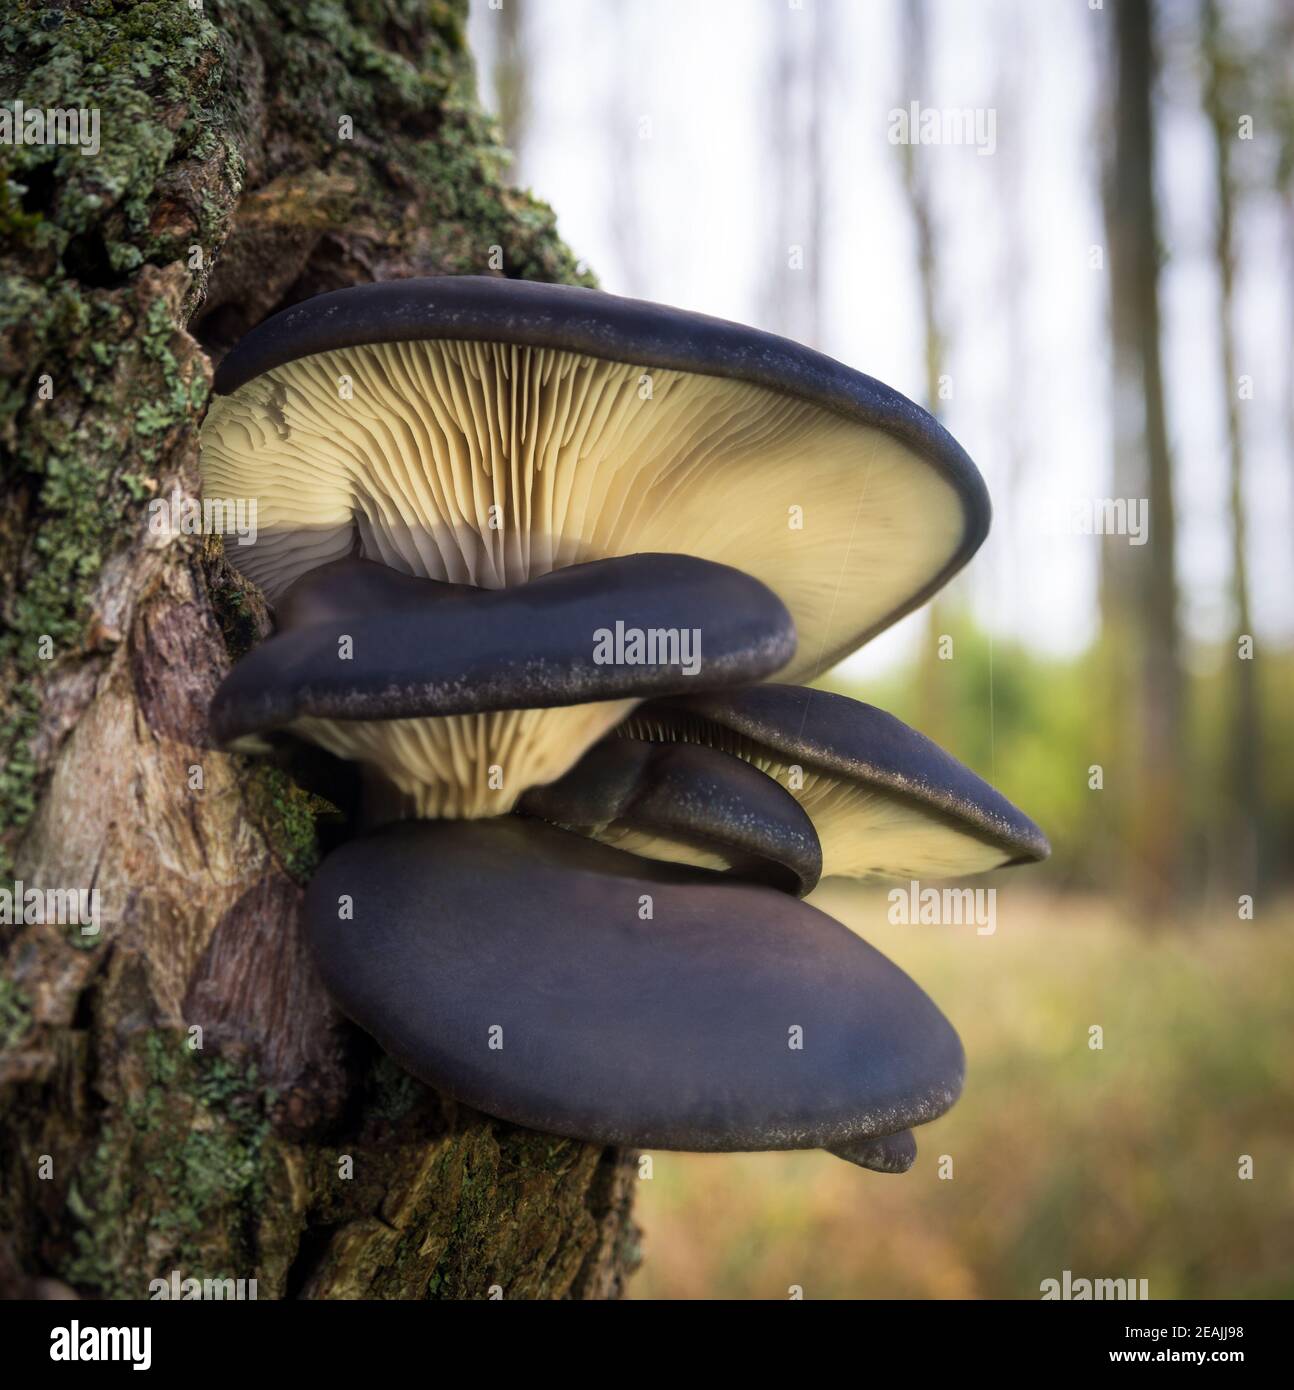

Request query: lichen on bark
[{"left": 0, "top": 0, "right": 636, "bottom": 1300}]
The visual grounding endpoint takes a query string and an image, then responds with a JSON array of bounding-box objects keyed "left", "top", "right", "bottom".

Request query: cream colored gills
[
  {"left": 618, "top": 715, "right": 1011, "bottom": 881},
  {"left": 589, "top": 824, "right": 737, "bottom": 875},
  {"left": 785, "top": 773, "right": 1012, "bottom": 880},
  {"left": 573, "top": 784, "right": 1010, "bottom": 880},
  {"left": 201, "top": 338, "right": 966, "bottom": 677},
  {"left": 201, "top": 338, "right": 964, "bottom": 819},
  {"left": 295, "top": 701, "right": 637, "bottom": 820}
]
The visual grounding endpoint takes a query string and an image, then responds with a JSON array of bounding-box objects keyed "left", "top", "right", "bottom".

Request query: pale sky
[{"left": 469, "top": 0, "right": 1293, "bottom": 678}]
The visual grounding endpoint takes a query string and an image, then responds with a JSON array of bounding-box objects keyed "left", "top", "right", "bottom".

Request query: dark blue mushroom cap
[
  {"left": 304, "top": 817, "right": 965, "bottom": 1153},
  {"left": 210, "top": 552, "right": 795, "bottom": 746},
  {"left": 629, "top": 685, "right": 1050, "bottom": 878},
  {"left": 518, "top": 736, "right": 823, "bottom": 896}
]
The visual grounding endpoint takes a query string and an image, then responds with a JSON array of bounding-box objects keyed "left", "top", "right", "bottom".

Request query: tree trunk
[
  {"left": 0, "top": 0, "right": 639, "bottom": 1300},
  {"left": 1100, "top": 0, "right": 1185, "bottom": 919},
  {"left": 1202, "top": 0, "right": 1260, "bottom": 895},
  {"left": 897, "top": 0, "right": 953, "bottom": 743},
  {"left": 490, "top": 0, "right": 531, "bottom": 179}
]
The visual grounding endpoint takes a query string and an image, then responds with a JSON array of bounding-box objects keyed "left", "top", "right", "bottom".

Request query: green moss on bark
[
  {"left": 1, "top": 0, "right": 635, "bottom": 1300},
  {"left": 0, "top": 0, "right": 591, "bottom": 874},
  {"left": 244, "top": 764, "right": 325, "bottom": 882},
  {"left": 63, "top": 1033, "right": 279, "bottom": 1298},
  {"left": 0, "top": 978, "right": 32, "bottom": 1050}
]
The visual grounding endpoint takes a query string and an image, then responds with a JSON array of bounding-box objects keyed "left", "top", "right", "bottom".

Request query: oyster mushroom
[
  {"left": 619, "top": 684, "right": 1050, "bottom": 880},
  {"left": 199, "top": 277, "right": 1046, "bottom": 1179},
  {"left": 202, "top": 277, "right": 989, "bottom": 676},
  {"left": 305, "top": 817, "right": 962, "bottom": 1158},
  {"left": 210, "top": 551, "right": 794, "bottom": 816}
]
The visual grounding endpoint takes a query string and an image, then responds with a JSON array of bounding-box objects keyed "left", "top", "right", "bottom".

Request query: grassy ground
[{"left": 629, "top": 887, "right": 1294, "bottom": 1299}]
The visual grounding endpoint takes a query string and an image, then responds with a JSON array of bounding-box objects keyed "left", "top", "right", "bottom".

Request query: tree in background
[
  {"left": 492, "top": 0, "right": 531, "bottom": 178},
  {"left": 995, "top": 2, "right": 1032, "bottom": 643},
  {"left": 763, "top": 0, "right": 828, "bottom": 347},
  {"left": 1100, "top": 0, "right": 1185, "bottom": 919},
  {"left": 607, "top": 1, "right": 648, "bottom": 298},
  {"left": 1281, "top": 5, "right": 1294, "bottom": 488},
  {"left": 1202, "top": 0, "right": 1261, "bottom": 895},
  {"left": 897, "top": 0, "right": 944, "bottom": 420},
  {"left": 896, "top": 0, "right": 957, "bottom": 745}
]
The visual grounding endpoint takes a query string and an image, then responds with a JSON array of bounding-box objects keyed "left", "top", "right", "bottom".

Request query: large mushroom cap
[
  {"left": 625, "top": 684, "right": 1051, "bottom": 879},
  {"left": 211, "top": 552, "right": 795, "bottom": 817},
  {"left": 202, "top": 276, "right": 989, "bottom": 676},
  {"left": 517, "top": 736, "right": 823, "bottom": 896},
  {"left": 305, "top": 817, "right": 965, "bottom": 1153}
]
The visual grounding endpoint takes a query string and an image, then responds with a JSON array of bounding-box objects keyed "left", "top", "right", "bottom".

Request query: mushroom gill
[
  {"left": 201, "top": 340, "right": 968, "bottom": 676},
  {"left": 201, "top": 278, "right": 987, "bottom": 677}
]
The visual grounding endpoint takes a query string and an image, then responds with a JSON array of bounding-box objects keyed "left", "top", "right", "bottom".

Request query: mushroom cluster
[{"left": 201, "top": 277, "right": 1047, "bottom": 1173}]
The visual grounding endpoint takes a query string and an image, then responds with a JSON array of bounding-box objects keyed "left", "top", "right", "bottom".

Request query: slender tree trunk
[
  {"left": 764, "top": 4, "right": 796, "bottom": 335},
  {"left": 996, "top": 3, "right": 1028, "bottom": 638},
  {"left": 1101, "top": 0, "right": 1185, "bottom": 919},
  {"left": 607, "top": 3, "right": 647, "bottom": 298},
  {"left": 491, "top": 0, "right": 531, "bottom": 181},
  {"left": 1202, "top": 0, "right": 1260, "bottom": 895},
  {"left": 763, "top": 0, "right": 826, "bottom": 349},
  {"left": 807, "top": 0, "right": 831, "bottom": 352},
  {"left": 0, "top": 0, "right": 638, "bottom": 1300},
  {"left": 899, "top": 1, "right": 943, "bottom": 422},
  {"left": 898, "top": 0, "right": 952, "bottom": 741}
]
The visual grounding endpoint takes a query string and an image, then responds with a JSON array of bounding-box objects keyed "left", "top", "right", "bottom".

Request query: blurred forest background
[{"left": 469, "top": 0, "right": 1293, "bottom": 1298}]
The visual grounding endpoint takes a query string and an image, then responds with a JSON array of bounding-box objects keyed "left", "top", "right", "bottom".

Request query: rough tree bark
[{"left": 0, "top": 0, "right": 639, "bottom": 1300}]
